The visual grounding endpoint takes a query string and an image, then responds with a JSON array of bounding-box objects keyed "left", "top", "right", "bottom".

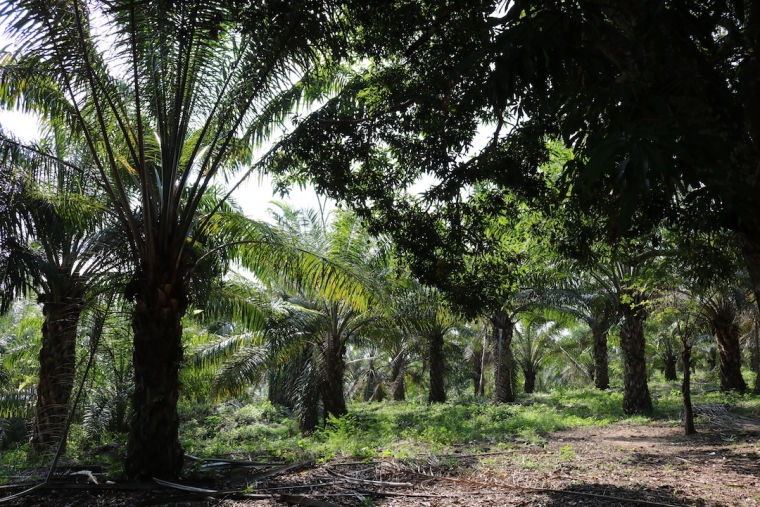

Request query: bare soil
[{"left": 3, "top": 405, "right": 759, "bottom": 507}]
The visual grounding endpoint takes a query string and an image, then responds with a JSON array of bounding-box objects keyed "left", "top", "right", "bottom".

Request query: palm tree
[
  {"left": 655, "top": 330, "right": 679, "bottom": 381},
  {"left": 0, "top": 0, "right": 356, "bottom": 479},
  {"left": 196, "top": 205, "right": 381, "bottom": 431},
  {"left": 700, "top": 287, "right": 748, "bottom": 393},
  {"left": 513, "top": 317, "right": 556, "bottom": 393},
  {"left": 535, "top": 279, "right": 617, "bottom": 390},
  {"left": 271, "top": 207, "right": 383, "bottom": 421},
  {"left": 0, "top": 130, "right": 122, "bottom": 453},
  {"left": 583, "top": 259, "right": 655, "bottom": 413},
  {"left": 739, "top": 300, "right": 760, "bottom": 394},
  {"left": 394, "top": 280, "right": 456, "bottom": 403}
]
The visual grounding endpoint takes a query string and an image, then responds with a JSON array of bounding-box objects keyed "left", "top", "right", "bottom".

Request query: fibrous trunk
[
  {"left": 663, "top": 354, "right": 678, "bottom": 381},
  {"left": 472, "top": 347, "right": 484, "bottom": 396},
  {"left": 592, "top": 326, "right": 609, "bottom": 390},
  {"left": 750, "top": 329, "right": 760, "bottom": 395},
  {"left": 391, "top": 355, "right": 406, "bottom": 401},
  {"left": 125, "top": 275, "right": 186, "bottom": 480},
  {"left": 492, "top": 311, "right": 514, "bottom": 403},
  {"left": 523, "top": 369, "right": 536, "bottom": 394},
  {"left": 619, "top": 298, "right": 652, "bottom": 414},
  {"left": 322, "top": 333, "right": 347, "bottom": 419},
  {"left": 31, "top": 298, "right": 83, "bottom": 453},
  {"left": 298, "top": 348, "right": 321, "bottom": 433},
  {"left": 681, "top": 338, "right": 696, "bottom": 435},
  {"left": 428, "top": 330, "right": 446, "bottom": 403},
  {"left": 709, "top": 319, "right": 747, "bottom": 393},
  {"left": 739, "top": 232, "right": 760, "bottom": 321}
]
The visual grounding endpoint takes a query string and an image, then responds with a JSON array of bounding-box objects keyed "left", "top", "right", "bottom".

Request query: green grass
[
  {"left": 175, "top": 383, "right": 760, "bottom": 463},
  {"left": 2, "top": 383, "right": 758, "bottom": 476}
]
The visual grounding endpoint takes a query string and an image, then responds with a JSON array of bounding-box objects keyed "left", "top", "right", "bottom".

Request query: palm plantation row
[
  {"left": 1, "top": 0, "right": 759, "bottom": 481},
  {"left": 3, "top": 192, "right": 759, "bottom": 476}
]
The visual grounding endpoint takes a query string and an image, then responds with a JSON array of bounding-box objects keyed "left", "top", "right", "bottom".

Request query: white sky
[
  {"left": 0, "top": 109, "right": 332, "bottom": 222},
  {"left": 0, "top": 5, "right": 494, "bottom": 225}
]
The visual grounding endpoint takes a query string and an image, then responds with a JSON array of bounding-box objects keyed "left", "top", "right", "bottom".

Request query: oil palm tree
[
  {"left": 0, "top": 0, "right": 357, "bottom": 478},
  {"left": 195, "top": 205, "right": 381, "bottom": 432},
  {"left": 513, "top": 317, "right": 557, "bottom": 393},
  {"left": 395, "top": 280, "right": 456, "bottom": 403},
  {"left": 267, "top": 206, "right": 384, "bottom": 421},
  {"left": 700, "top": 287, "right": 748, "bottom": 393},
  {"left": 0, "top": 129, "right": 123, "bottom": 453},
  {"left": 535, "top": 278, "right": 618, "bottom": 390}
]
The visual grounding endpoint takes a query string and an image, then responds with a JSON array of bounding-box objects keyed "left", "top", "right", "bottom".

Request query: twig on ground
[{"left": 326, "top": 468, "right": 413, "bottom": 487}]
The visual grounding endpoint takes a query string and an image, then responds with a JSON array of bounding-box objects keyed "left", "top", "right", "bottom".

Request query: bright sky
[
  {"left": 0, "top": 108, "right": 332, "bottom": 222},
  {"left": 0, "top": 7, "right": 492, "bottom": 224}
]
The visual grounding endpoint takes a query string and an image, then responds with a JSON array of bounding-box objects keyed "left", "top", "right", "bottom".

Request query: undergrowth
[{"left": 2, "top": 384, "right": 758, "bottom": 477}]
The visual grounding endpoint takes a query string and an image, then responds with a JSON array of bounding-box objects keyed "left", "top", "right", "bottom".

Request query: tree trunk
[
  {"left": 492, "top": 311, "right": 514, "bottom": 403},
  {"left": 739, "top": 232, "right": 760, "bottom": 318},
  {"left": 125, "top": 276, "right": 186, "bottom": 480},
  {"left": 707, "top": 315, "right": 747, "bottom": 393},
  {"left": 428, "top": 330, "right": 446, "bottom": 403},
  {"left": 472, "top": 347, "right": 484, "bottom": 396},
  {"left": 751, "top": 329, "right": 760, "bottom": 395},
  {"left": 591, "top": 326, "right": 609, "bottom": 390},
  {"left": 663, "top": 354, "right": 678, "bottom": 381},
  {"left": 619, "top": 298, "right": 652, "bottom": 414},
  {"left": 298, "top": 348, "right": 321, "bottom": 433},
  {"left": 30, "top": 298, "right": 83, "bottom": 453},
  {"left": 391, "top": 355, "right": 406, "bottom": 401},
  {"left": 322, "top": 333, "right": 347, "bottom": 419},
  {"left": 681, "top": 337, "right": 696, "bottom": 435},
  {"left": 523, "top": 369, "right": 536, "bottom": 394}
]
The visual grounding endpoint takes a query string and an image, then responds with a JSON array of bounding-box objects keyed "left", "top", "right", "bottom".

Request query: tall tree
[
  {"left": 396, "top": 281, "right": 456, "bottom": 403},
  {"left": 537, "top": 278, "right": 617, "bottom": 390},
  {"left": 196, "top": 205, "right": 381, "bottom": 431},
  {"left": 513, "top": 316, "right": 556, "bottom": 394},
  {"left": 0, "top": 130, "right": 121, "bottom": 452},
  {"left": 700, "top": 288, "right": 748, "bottom": 393},
  {"left": 0, "top": 0, "right": 357, "bottom": 478}
]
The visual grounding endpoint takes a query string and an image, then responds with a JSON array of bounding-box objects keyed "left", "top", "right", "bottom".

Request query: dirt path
[{"left": 3, "top": 408, "right": 759, "bottom": 507}]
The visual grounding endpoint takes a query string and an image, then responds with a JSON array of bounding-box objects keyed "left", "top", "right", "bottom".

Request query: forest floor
[{"left": 2, "top": 402, "right": 759, "bottom": 507}]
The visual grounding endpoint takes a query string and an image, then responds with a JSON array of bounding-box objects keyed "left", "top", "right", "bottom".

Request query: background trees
[
  {"left": 0, "top": 0, "right": 758, "bottom": 482},
  {"left": 0, "top": 0, "right": 366, "bottom": 479}
]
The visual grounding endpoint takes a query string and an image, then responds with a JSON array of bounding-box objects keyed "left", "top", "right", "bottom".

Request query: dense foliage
[{"left": 0, "top": 0, "right": 758, "bottom": 483}]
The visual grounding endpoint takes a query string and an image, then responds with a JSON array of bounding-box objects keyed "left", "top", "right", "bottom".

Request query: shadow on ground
[{"left": 537, "top": 483, "right": 707, "bottom": 507}]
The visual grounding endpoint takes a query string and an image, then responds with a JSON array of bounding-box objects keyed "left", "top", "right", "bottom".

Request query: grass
[
  {"left": 1, "top": 382, "right": 758, "bottom": 477},
  {"left": 173, "top": 382, "right": 760, "bottom": 463}
]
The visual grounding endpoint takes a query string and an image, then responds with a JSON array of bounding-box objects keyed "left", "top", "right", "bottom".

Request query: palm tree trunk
[
  {"left": 428, "top": 330, "right": 446, "bottom": 403},
  {"left": 739, "top": 232, "right": 760, "bottom": 317},
  {"left": 322, "top": 334, "right": 347, "bottom": 419},
  {"left": 391, "top": 355, "right": 406, "bottom": 401},
  {"left": 681, "top": 337, "right": 696, "bottom": 435},
  {"left": 472, "top": 347, "right": 484, "bottom": 396},
  {"left": 30, "top": 298, "right": 83, "bottom": 453},
  {"left": 592, "top": 326, "right": 609, "bottom": 390},
  {"left": 663, "top": 354, "right": 678, "bottom": 381},
  {"left": 709, "top": 320, "right": 747, "bottom": 393},
  {"left": 751, "top": 330, "right": 760, "bottom": 395},
  {"left": 125, "top": 276, "right": 186, "bottom": 480},
  {"left": 523, "top": 369, "right": 536, "bottom": 393},
  {"left": 492, "top": 311, "right": 514, "bottom": 403},
  {"left": 619, "top": 299, "right": 652, "bottom": 414},
  {"left": 739, "top": 233, "right": 760, "bottom": 395},
  {"left": 298, "top": 348, "right": 321, "bottom": 433}
]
